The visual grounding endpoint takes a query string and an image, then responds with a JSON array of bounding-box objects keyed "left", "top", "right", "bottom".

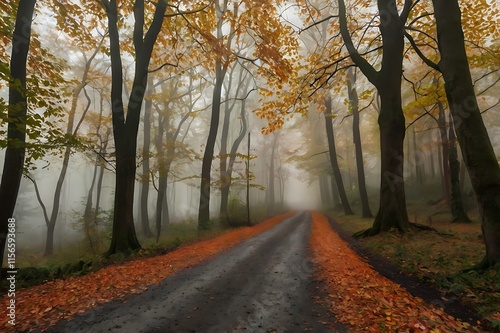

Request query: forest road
[{"left": 47, "top": 211, "right": 347, "bottom": 333}]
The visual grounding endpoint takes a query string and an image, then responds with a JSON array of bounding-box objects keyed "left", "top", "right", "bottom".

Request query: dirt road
[{"left": 48, "top": 212, "right": 346, "bottom": 333}]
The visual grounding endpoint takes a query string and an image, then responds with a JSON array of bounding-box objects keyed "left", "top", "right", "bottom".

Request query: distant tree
[
  {"left": 140, "top": 83, "right": 154, "bottom": 238},
  {"left": 324, "top": 96, "right": 353, "bottom": 215},
  {"left": 197, "top": 0, "right": 236, "bottom": 230},
  {"left": 0, "top": 0, "right": 36, "bottom": 270},
  {"left": 43, "top": 39, "right": 104, "bottom": 256},
  {"left": 347, "top": 68, "right": 372, "bottom": 218}
]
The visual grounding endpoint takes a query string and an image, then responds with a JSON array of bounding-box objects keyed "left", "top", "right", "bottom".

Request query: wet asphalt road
[{"left": 47, "top": 212, "right": 346, "bottom": 333}]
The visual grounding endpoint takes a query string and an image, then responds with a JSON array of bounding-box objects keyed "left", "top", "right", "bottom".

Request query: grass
[{"left": 328, "top": 204, "right": 500, "bottom": 324}]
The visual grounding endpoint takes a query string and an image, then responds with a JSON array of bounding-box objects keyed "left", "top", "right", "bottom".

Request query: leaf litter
[
  {"left": 309, "top": 212, "right": 485, "bottom": 332},
  {"left": 0, "top": 212, "right": 293, "bottom": 332}
]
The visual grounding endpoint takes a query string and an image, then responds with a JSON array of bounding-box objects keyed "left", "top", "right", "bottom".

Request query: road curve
[{"left": 48, "top": 212, "right": 346, "bottom": 333}]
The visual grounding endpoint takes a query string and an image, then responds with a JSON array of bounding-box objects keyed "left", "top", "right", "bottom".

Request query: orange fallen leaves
[
  {"left": 0, "top": 212, "right": 293, "bottom": 333},
  {"left": 309, "top": 212, "right": 483, "bottom": 333}
]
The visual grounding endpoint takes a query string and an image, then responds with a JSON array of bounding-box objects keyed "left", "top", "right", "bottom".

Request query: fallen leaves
[
  {"left": 309, "top": 212, "right": 483, "bottom": 333},
  {"left": 0, "top": 212, "right": 292, "bottom": 333}
]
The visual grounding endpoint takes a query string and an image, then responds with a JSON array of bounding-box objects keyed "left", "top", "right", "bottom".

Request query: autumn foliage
[
  {"left": 309, "top": 212, "right": 482, "bottom": 332},
  {"left": 0, "top": 212, "right": 292, "bottom": 332}
]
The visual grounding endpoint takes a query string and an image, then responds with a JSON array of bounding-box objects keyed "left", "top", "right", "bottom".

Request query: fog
[{"left": 1, "top": 1, "right": 499, "bottom": 267}]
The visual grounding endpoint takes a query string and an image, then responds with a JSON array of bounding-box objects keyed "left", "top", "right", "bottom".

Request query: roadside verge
[{"left": 310, "top": 211, "right": 484, "bottom": 332}]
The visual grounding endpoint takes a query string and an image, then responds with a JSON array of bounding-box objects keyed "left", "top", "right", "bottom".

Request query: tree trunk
[
  {"left": 448, "top": 116, "right": 471, "bottom": 223},
  {"left": 140, "top": 84, "right": 153, "bottom": 237},
  {"left": 433, "top": 0, "right": 500, "bottom": 267},
  {"left": 219, "top": 96, "right": 232, "bottom": 226},
  {"left": 105, "top": 0, "right": 167, "bottom": 254},
  {"left": 348, "top": 68, "right": 372, "bottom": 217},
  {"left": 84, "top": 155, "right": 99, "bottom": 254},
  {"left": 220, "top": 88, "right": 249, "bottom": 225},
  {"left": 267, "top": 133, "right": 279, "bottom": 215},
  {"left": 0, "top": 0, "right": 36, "bottom": 270},
  {"left": 339, "top": 0, "right": 410, "bottom": 235},
  {"left": 413, "top": 126, "right": 424, "bottom": 186},
  {"left": 199, "top": 0, "right": 235, "bottom": 230},
  {"left": 437, "top": 102, "right": 451, "bottom": 206},
  {"left": 324, "top": 97, "right": 353, "bottom": 215},
  {"left": 199, "top": 61, "right": 226, "bottom": 230}
]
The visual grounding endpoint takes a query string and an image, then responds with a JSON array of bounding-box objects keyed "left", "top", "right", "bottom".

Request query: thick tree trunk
[
  {"left": 348, "top": 68, "right": 372, "bottom": 218},
  {"left": 105, "top": 0, "right": 167, "bottom": 254},
  {"left": 433, "top": 0, "right": 500, "bottom": 267},
  {"left": 0, "top": 0, "right": 36, "bottom": 270},
  {"left": 324, "top": 97, "right": 353, "bottom": 215},
  {"left": 370, "top": 94, "right": 409, "bottom": 234},
  {"left": 109, "top": 151, "right": 141, "bottom": 253},
  {"left": 339, "top": 0, "right": 410, "bottom": 236}
]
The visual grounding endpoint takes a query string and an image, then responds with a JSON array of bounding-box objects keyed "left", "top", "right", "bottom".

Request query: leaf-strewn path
[{"left": 1, "top": 212, "right": 486, "bottom": 332}]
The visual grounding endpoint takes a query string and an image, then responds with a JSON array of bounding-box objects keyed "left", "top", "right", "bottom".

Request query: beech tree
[
  {"left": 324, "top": 96, "right": 353, "bottom": 215},
  {"left": 431, "top": 0, "right": 500, "bottom": 267},
  {"left": 347, "top": 68, "right": 372, "bottom": 218},
  {"left": 0, "top": 0, "right": 36, "bottom": 270},
  {"left": 338, "top": 0, "right": 412, "bottom": 235},
  {"left": 100, "top": 0, "right": 167, "bottom": 254}
]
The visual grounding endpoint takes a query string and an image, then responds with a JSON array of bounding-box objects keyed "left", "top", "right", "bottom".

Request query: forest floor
[
  {"left": 0, "top": 211, "right": 495, "bottom": 332},
  {"left": 329, "top": 204, "right": 500, "bottom": 331}
]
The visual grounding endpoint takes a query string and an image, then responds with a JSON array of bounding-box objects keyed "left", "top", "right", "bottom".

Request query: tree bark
[
  {"left": 433, "top": 0, "right": 500, "bottom": 267},
  {"left": 324, "top": 97, "right": 353, "bottom": 215},
  {"left": 448, "top": 115, "right": 471, "bottom": 223},
  {"left": 0, "top": 0, "right": 36, "bottom": 270},
  {"left": 348, "top": 68, "right": 372, "bottom": 217}
]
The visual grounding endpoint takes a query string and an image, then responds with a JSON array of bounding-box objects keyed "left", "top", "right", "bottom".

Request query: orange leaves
[
  {"left": 0, "top": 212, "right": 293, "bottom": 332},
  {"left": 309, "top": 212, "right": 481, "bottom": 333}
]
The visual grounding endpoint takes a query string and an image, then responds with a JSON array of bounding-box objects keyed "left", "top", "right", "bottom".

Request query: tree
[
  {"left": 324, "top": 96, "right": 353, "bottom": 215},
  {"left": 339, "top": 0, "right": 411, "bottom": 235},
  {"left": 43, "top": 38, "right": 104, "bottom": 256},
  {"left": 0, "top": 0, "right": 36, "bottom": 270},
  {"left": 140, "top": 83, "right": 154, "bottom": 237},
  {"left": 432, "top": 0, "right": 500, "bottom": 267},
  {"left": 197, "top": 0, "right": 236, "bottom": 230},
  {"left": 101, "top": 0, "right": 167, "bottom": 254},
  {"left": 348, "top": 68, "right": 372, "bottom": 217},
  {"left": 447, "top": 113, "right": 471, "bottom": 223},
  {"left": 219, "top": 72, "right": 252, "bottom": 225}
]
